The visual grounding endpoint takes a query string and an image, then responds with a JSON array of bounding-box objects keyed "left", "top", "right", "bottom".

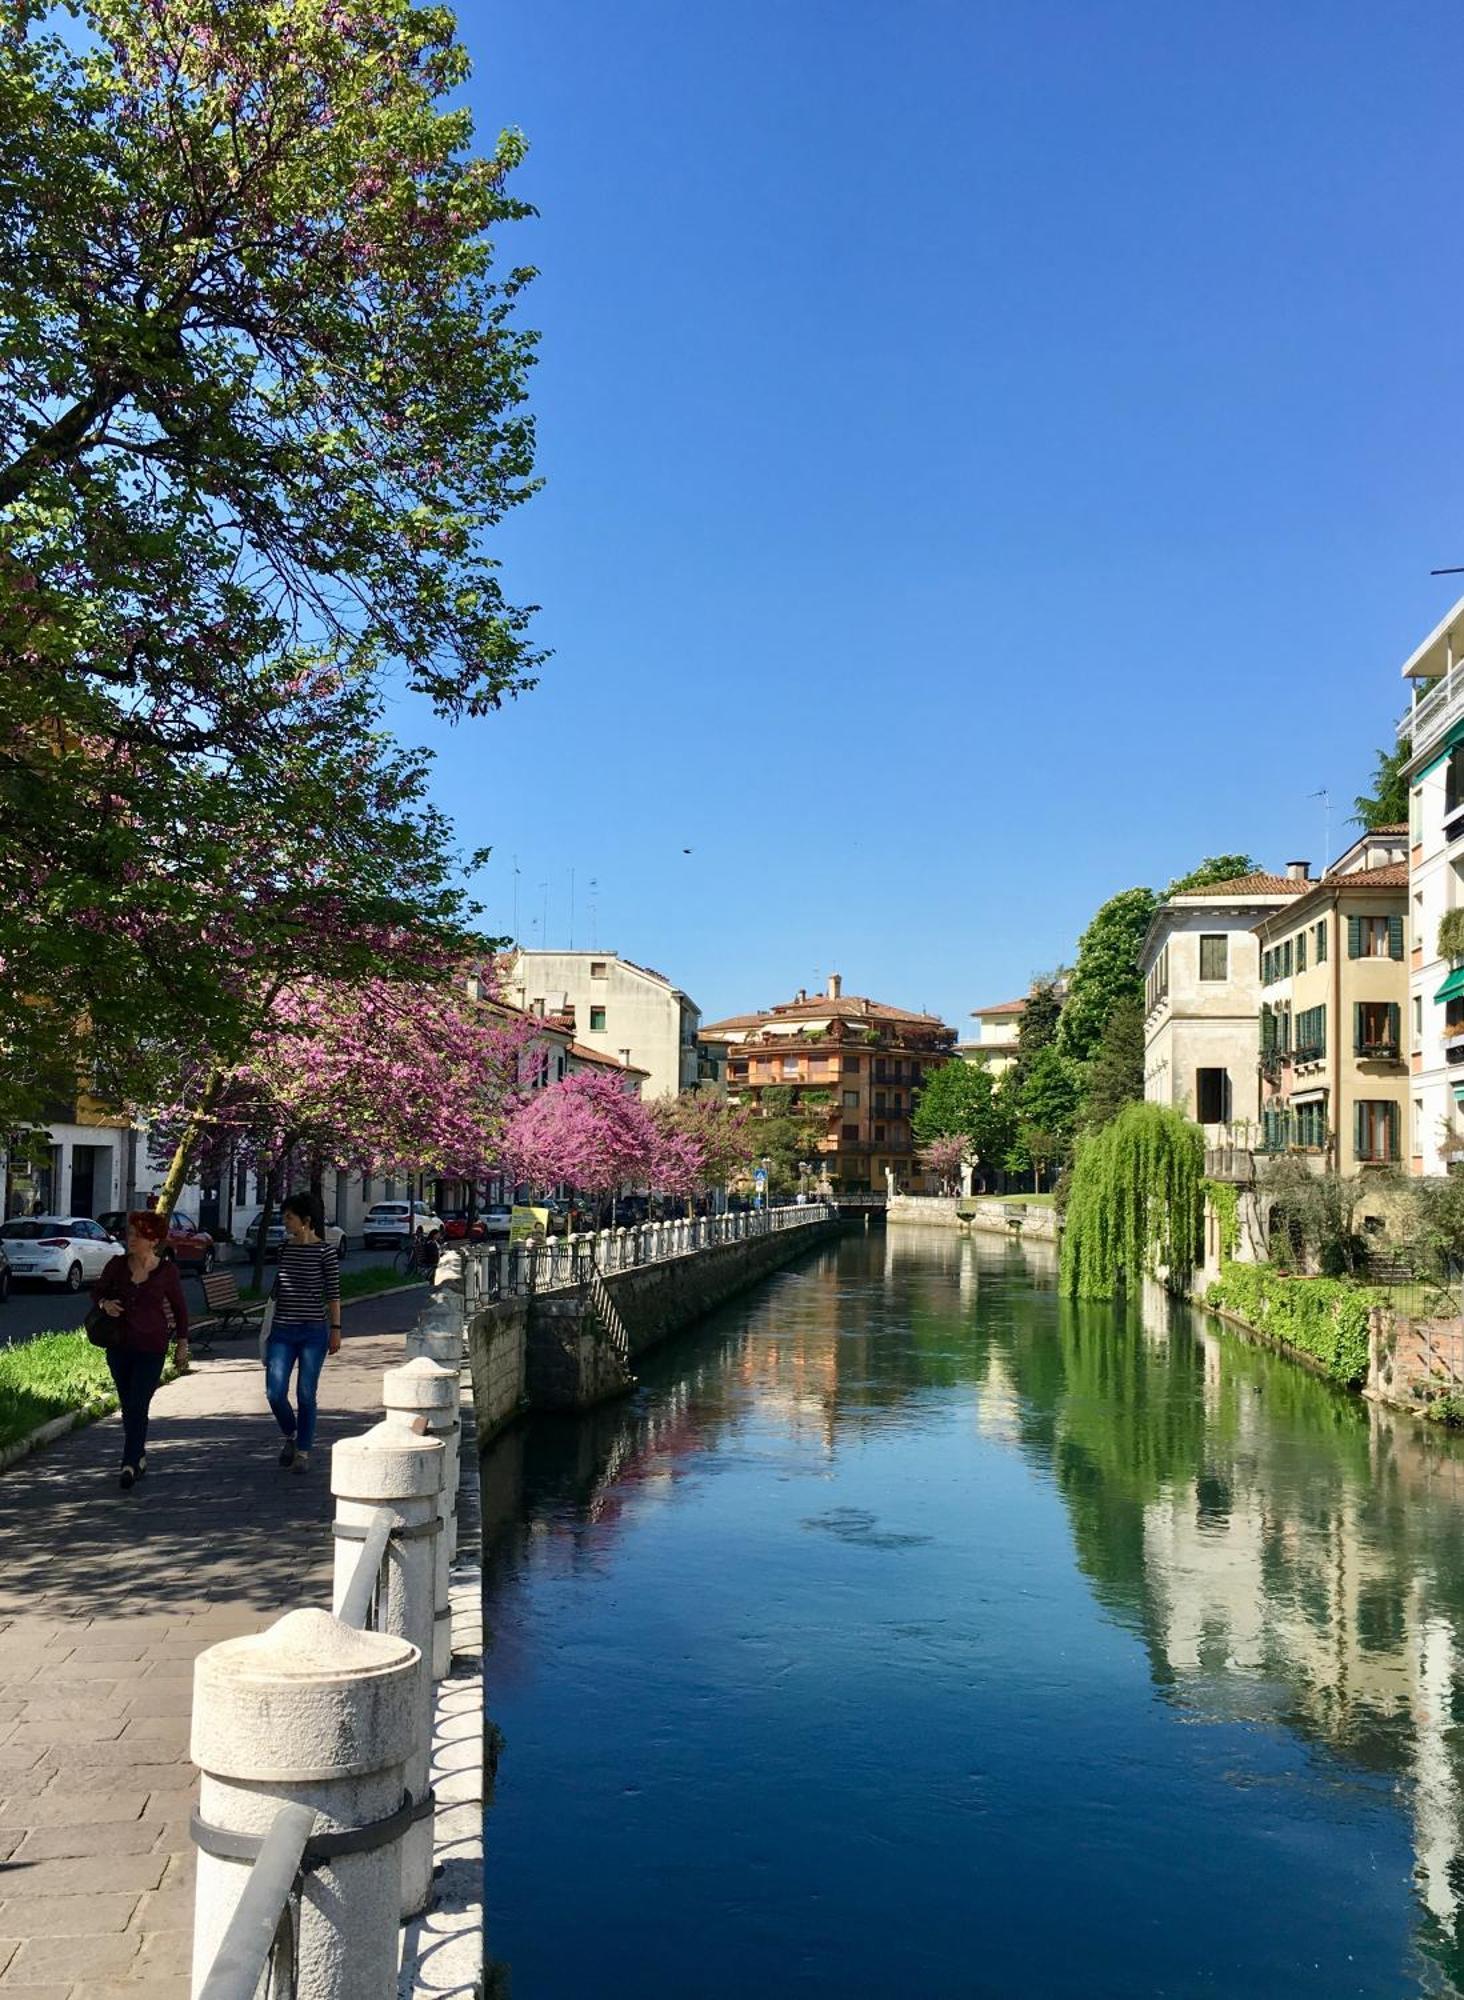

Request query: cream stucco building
[
  {"left": 1140, "top": 868, "right": 1312, "bottom": 1138},
  {"left": 506, "top": 951, "right": 701, "bottom": 1101}
]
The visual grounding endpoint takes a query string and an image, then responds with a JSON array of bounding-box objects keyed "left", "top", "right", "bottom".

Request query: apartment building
[
  {"left": 699, "top": 974, "right": 957, "bottom": 1193},
  {"left": 1401, "top": 596, "right": 1464, "bottom": 1174},
  {"left": 1140, "top": 868, "right": 1312, "bottom": 1136},
  {"left": 506, "top": 950, "right": 701, "bottom": 1100},
  {"left": 1253, "top": 832, "right": 1408, "bottom": 1173},
  {"left": 960, "top": 997, "right": 1025, "bottom": 1076}
]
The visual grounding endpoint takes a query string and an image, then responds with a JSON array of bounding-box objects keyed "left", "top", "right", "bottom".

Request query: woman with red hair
[{"left": 92, "top": 1211, "right": 190, "bottom": 1491}]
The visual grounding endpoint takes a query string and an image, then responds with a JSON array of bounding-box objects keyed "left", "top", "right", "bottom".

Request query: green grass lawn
[
  {"left": 988, "top": 1193, "right": 1054, "bottom": 1207},
  {"left": 0, "top": 1333, "right": 180, "bottom": 1456}
]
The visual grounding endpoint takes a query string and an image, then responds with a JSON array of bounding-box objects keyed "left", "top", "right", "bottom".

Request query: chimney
[
  {"left": 827, "top": 972, "right": 842, "bottom": 1000},
  {"left": 796, "top": 988, "right": 806, "bottom": 1003},
  {"left": 1286, "top": 861, "right": 1310, "bottom": 883}
]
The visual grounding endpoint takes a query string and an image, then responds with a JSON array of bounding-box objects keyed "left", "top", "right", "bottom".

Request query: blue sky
[{"left": 388, "top": 0, "right": 1464, "bottom": 1030}]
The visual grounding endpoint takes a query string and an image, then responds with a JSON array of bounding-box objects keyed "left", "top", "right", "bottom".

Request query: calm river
[{"left": 479, "top": 1228, "right": 1464, "bottom": 1998}]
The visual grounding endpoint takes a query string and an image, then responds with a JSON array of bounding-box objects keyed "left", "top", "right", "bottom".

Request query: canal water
[{"left": 479, "top": 1228, "right": 1464, "bottom": 1998}]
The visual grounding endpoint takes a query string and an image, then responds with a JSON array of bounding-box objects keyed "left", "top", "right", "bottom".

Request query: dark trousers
[{"left": 106, "top": 1346, "right": 166, "bottom": 1468}]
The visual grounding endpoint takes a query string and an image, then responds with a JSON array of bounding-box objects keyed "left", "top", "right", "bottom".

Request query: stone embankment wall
[
  {"left": 465, "top": 1219, "right": 841, "bottom": 1433},
  {"left": 1370, "top": 1312, "right": 1464, "bottom": 1411},
  {"left": 887, "top": 1195, "right": 1059, "bottom": 1243}
]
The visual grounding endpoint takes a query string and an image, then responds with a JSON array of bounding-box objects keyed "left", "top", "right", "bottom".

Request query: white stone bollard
[
  {"left": 190, "top": 1607, "right": 418, "bottom": 2000},
  {"left": 330, "top": 1419, "right": 444, "bottom": 1920},
  {"left": 382, "top": 1356, "right": 460, "bottom": 1679}
]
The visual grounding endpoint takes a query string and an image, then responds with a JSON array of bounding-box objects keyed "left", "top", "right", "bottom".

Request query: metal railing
[
  {"left": 196, "top": 1506, "right": 395, "bottom": 2000},
  {"left": 465, "top": 1202, "right": 837, "bottom": 1301}
]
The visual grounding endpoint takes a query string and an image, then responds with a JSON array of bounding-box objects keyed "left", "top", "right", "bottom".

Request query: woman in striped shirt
[{"left": 264, "top": 1191, "right": 342, "bottom": 1473}]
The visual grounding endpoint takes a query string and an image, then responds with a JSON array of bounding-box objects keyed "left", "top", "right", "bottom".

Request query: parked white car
[
  {"left": 360, "top": 1201, "right": 442, "bottom": 1251},
  {"left": 244, "top": 1215, "right": 347, "bottom": 1258},
  {"left": 0, "top": 1216, "right": 121, "bottom": 1290}
]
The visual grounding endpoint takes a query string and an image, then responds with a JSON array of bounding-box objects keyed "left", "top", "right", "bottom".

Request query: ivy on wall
[
  {"left": 1202, "top": 1178, "right": 1240, "bottom": 1261},
  {"left": 1205, "top": 1262, "right": 1377, "bottom": 1388}
]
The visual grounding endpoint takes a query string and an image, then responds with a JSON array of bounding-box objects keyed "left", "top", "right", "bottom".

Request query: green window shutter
[
  {"left": 1353, "top": 1003, "right": 1364, "bottom": 1055},
  {"left": 1389, "top": 915, "right": 1405, "bottom": 960},
  {"left": 1297, "top": 933, "right": 1307, "bottom": 972},
  {"left": 1354, "top": 1101, "right": 1366, "bottom": 1158},
  {"left": 1317, "top": 921, "right": 1327, "bottom": 963},
  {"left": 1388, "top": 1002, "right": 1401, "bottom": 1049},
  {"left": 1262, "top": 949, "right": 1271, "bottom": 985},
  {"left": 1348, "top": 916, "right": 1362, "bottom": 958},
  {"left": 1261, "top": 1007, "right": 1274, "bottom": 1053}
]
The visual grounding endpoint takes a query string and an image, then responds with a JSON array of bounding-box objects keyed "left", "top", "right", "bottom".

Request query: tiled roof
[
  {"left": 1335, "top": 863, "right": 1409, "bottom": 888},
  {"left": 970, "top": 998, "right": 1026, "bottom": 1017},
  {"left": 1171, "top": 872, "right": 1311, "bottom": 899},
  {"left": 1372, "top": 824, "right": 1407, "bottom": 835},
  {"left": 569, "top": 1041, "right": 648, "bottom": 1075},
  {"left": 701, "top": 992, "right": 953, "bottom": 1037}
]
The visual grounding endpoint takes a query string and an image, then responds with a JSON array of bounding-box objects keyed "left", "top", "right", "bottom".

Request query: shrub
[{"left": 1205, "top": 1261, "right": 1378, "bottom": 1387}]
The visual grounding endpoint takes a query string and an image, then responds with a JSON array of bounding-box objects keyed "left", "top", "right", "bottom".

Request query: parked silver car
[{"left": 0, "top": 1216, "right": 120, "bottom": 1290}]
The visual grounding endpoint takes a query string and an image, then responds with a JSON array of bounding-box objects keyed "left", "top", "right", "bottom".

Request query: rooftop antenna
[{"left": 1308, "top": 787, "right": 1331, "bottom": 870}]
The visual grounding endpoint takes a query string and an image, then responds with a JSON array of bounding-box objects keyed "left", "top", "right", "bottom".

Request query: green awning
[{"left": 1437, "top": 966, "right": 1464, "bottom": 1003}]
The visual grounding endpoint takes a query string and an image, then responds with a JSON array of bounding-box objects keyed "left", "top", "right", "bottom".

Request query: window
[
  {"left": 841, "top": 1123, "right": 859, "bottom": 1141},
  {"left": 875, "top": 1125, "right": 886, "bottom": 1143},
  {"left": 1295, "top": 1098, "right": 1327, "bottom": 1149},
  {"left": 1355, "top": 1100, "right": 1399, "bottom": 1163},
  {"left": 589, "top": 961, "right": 608, "bottom": 979},
  {"left": 1315, "top": 919, "right": 1328, "bottom": 963},
  {"left": 1195, "top": 1068, "right": 1231, "bottom": 1123},
  {"left": 843, "top": 1089, "right": 860, "bottom": 1108},
  {"left": 1446, "top": 745, "right": 1464, "bottom": 824},
  {"left": 589, "top": 1006, "right": 607, "bottom": 1031},
  {"left": 1281, "top": 939, "right": 1293, "bottom": 978},
  {"left": 1295, "top": 930, "right": 1307, "bottom": 973},
  {"left": 842, "top": 1055, "right": 860, "bottom": 1073},
  {"left": 1261, "top": 1106, "right": 1292, "bottom": 1151},
  {"left": 1411, "top": 787, "right": 1423, "bottom": 845},
  {"left": 730, "top": 1060, "right": 748, "bottom": 1079},
  {"left": 873, "top": 1092, "right": 886, "bottom": 1111},
  {"left": 1199, "top": 935, "right": 1228, "bottom": 982},
  {"left": 782, "top": 1056, "right": 800, "bottom": 1076},
  {"left": 1354, "top": 1001, "right": 1401, "bottom": 1058},
  {"left": 1348, "top": 915, "right": 1403, "bottom": 960},
  {"left": 1295, "top": 1005, "right": 1325, "bottom": 1061},
  {"left": 1146, "top": 945, "right": 1170, "bottom": 1013},
  {"left": 1415, "top": 996, "right": 1425, "bottom": 1041}
]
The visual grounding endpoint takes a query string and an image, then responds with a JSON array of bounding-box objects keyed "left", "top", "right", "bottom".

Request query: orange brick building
[{"left": 699, "top": 974, "right": 957, "bottom": 1193}]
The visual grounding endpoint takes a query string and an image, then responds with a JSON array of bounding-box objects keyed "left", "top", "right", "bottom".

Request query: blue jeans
[{"left": 265, "top": 1321, "right": 330, "bottom": 1451}]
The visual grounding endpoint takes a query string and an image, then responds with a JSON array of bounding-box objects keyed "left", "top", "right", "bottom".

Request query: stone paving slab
[{"left": 0, "top": 1290, "right": 423, "bottom": 1995}]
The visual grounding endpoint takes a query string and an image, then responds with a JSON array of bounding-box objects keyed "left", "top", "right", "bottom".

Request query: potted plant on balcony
[{"left": 1438, "top": 909, "right": 1464, "bottom": 963}]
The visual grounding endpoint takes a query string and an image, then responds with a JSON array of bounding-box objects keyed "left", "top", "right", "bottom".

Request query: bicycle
[{"left": 392, "top": 1231, "right": 440, "bottom": 1281}]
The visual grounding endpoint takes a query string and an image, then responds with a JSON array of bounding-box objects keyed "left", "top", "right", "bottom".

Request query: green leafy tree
[
  {"left": 1080, "top": 995, "right": 1145, "bottom": 1131},
  {"left": 1009, "top": 974, "right": 1063, "bottom": 1091},
  {"left": 749, "top": 1087, "right": 829, "bottom": 1194},
  {"left": 911, "top": 1061, "right": 1010, "bottom": 1168},
  {"left": 1, "top": 0, "right": 541, "bottom": 730},
  {"left": 1005, "top": 1045, "right": 1081, "bottom": 1189},
  {"left": 1061, "top": 1102, "right": 1205, "bottom": 1298},
  {"left": 1056, "top": 888, "right": 1156, "bottom": 1065},
  {"left": 1353, "top": 740, "right": 1410, "bottom": 830},
  {"left": 1163, "top": 855, "right": 1256, "bottom": 897}
]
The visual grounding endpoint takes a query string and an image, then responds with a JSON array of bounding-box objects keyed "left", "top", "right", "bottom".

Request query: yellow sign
[{"left": 509, "top": 1205, "right": 550, "bottom": 1244}]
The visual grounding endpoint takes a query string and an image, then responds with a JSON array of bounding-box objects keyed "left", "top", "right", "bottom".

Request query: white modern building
[
  {"left": 1400, "top": 595, "right": 1464, "bottom": 1173},
  {"left": 506, "top": 951, "right": 701, "bottom": 1100},
  {"left": 1139, "top": 868, "right": 1311, "bottom": 1138},
  {"left": 959, "top": 997, "right": 1025, "bottom": 1075}
]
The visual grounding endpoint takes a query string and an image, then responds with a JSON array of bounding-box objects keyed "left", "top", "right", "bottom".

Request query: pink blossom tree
[
  {"left": 648, "top": 1095, "right": 757, "bottom": 1212},
  {"left": 920, "top": 1135, "right": 967, "bottom": 1194},
  {"left": 503, "top": 1071, "right": 656, "bottom": 1222}
]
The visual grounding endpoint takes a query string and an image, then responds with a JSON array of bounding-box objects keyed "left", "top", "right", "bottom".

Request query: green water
[{"left": 480, "top": 1228, "right": 1464, "bottom": 1997}]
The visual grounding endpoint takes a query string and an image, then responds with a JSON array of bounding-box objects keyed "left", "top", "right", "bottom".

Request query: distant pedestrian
[
  {"left": 264, "top": 1191, "right": 342, "bottom": 1474},
  {"left": 92, "top": 1211, "right": 190, "bottom": 1492}
]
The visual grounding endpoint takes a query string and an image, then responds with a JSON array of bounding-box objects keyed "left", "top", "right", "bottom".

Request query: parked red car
[
  {"left": 441, "top": 1211, "right": 488, "bottom": 1244},
  {"left": 96, "top": 1209, "right": 217, "bottom": 1272}
]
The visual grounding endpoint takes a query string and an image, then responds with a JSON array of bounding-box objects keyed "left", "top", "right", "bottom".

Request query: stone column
[
  {"left": 330, "top": 1420, "right": 444, "bottom": 1919},
  {"left": 190, "top": 1607, "right": 418, "bottom": 1999},
  {"left": 382, "top": 1356, "right": 460, "bottom": 1678}
]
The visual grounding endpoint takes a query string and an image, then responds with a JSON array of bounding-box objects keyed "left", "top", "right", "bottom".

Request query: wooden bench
[{"left": 197, "top": 1269, "right": 253, "bottom": 1351}]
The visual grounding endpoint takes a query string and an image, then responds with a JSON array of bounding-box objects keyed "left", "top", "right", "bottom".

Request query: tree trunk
[
  {"left": 251, "top": 1153, "right": 285, "bottom": 1295},
  {"left": 153, "top": 1066, "right": 227, "bottom": 1219}
]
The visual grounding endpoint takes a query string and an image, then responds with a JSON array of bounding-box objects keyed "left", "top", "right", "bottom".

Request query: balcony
[
  {"left": 1403, "top": 661, "right": 1464, "bottom": 762},
  {"left": 1355, "top": 1041, "right": 1401, "bottom": 1064}
]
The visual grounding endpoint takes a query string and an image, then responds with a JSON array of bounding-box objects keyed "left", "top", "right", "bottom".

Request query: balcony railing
[
  {"left": 1355, "top": 1041, "right": 1401, "bottom": 1063},
  {"left": 1403, "top": 662, "right": 1464, "bottom": 759}
]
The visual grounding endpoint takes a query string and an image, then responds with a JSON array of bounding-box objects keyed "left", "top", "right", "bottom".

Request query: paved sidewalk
[{"left": 0, "top": 1290, "right": 425, "bottom": 1996}]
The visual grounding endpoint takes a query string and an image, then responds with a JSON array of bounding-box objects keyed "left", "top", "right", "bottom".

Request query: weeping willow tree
[{"left": 1061, "top": 1103, "right": 1205, "bottom": 1299}]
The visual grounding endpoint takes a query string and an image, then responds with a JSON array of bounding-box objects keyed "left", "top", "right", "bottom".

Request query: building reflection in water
[{"left": 480, "top": 1228, "right": 1464, "bottom": 1987}]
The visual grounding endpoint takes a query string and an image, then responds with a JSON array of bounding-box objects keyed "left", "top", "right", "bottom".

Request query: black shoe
[
  {"left": 279, "top": 1439, "right": 296, "bottom": 1467},
  {"left": 118, "top": 1465, "right": 136, "bottom": 1491}
]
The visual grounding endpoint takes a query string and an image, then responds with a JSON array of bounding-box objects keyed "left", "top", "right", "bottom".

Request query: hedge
[{"left": 1205, "top": 1261, "right": 1378, "bottom": 1388}]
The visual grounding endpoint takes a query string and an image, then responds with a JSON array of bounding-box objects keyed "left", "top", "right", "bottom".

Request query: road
[{"left": 0, "top": 1245, "right": 398, "bottom": 1345}]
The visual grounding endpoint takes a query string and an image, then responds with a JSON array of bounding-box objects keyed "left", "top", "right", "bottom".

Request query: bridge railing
[{"left": 466, "top": 1202, "right": 837, "bottom": 1301}]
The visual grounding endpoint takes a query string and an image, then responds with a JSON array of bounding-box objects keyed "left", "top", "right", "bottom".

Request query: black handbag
[{"left": 84, "top": 1302, "right": 119, "bottom": 1348}]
